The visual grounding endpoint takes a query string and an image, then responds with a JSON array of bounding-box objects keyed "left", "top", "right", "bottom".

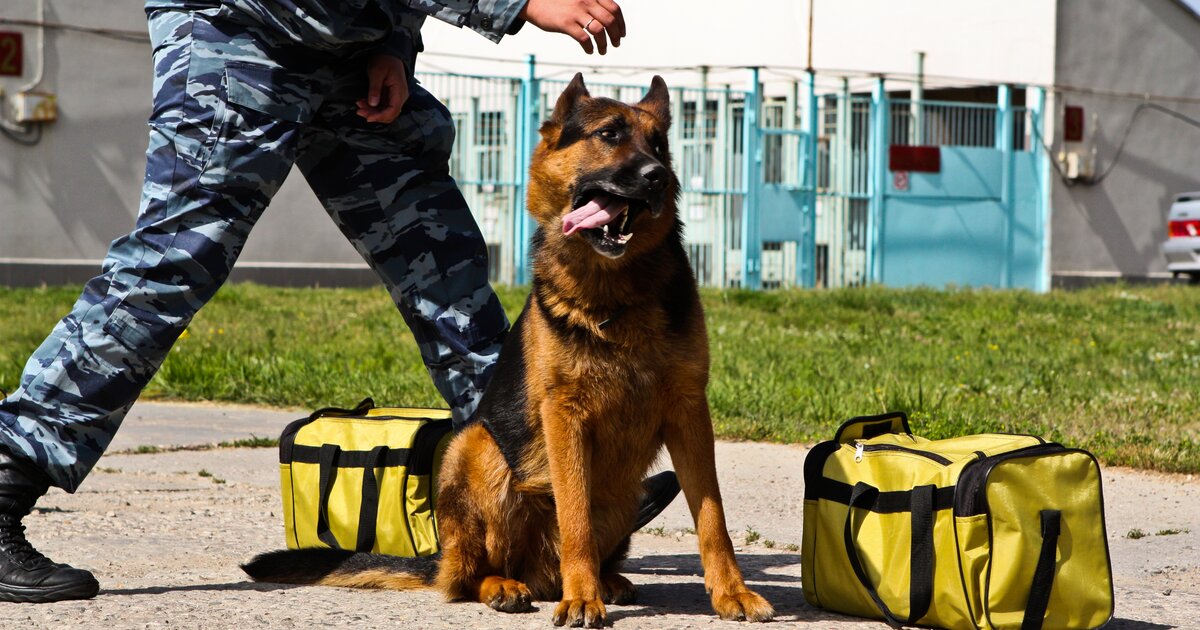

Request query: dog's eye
[{"left": 597, "top": 128, "right": 620, "bottom": 141}]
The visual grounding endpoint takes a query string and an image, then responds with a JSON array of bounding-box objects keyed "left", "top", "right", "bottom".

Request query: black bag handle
[
  {"left": 308, "top": 397, "right": 375, "bottom": 421},
  {"left": 316, "top": 444, "right": 342, "bottom": 549},
  {"left": 315, "top": 443, "right": 389, "bottom": 552},
  {"left": 835, "top": 412, "right": 912, "bottom": 444},
  {"left": 1020, "top": 509, "right": 1062, "bottom": 630},
  {"left": 842, "top": 481, "right": 935, "bottom": 628},
  {"left": 354, "top": 445, "right": 388, "bottom": 553}
]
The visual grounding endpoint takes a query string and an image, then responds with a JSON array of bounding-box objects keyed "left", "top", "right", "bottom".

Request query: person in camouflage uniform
[{"left": 0, "top": 0, "right": 627, "bottom": 603}]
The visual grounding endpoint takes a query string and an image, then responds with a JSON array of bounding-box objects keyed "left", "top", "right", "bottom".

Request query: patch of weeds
[
  {"left": 197, "top": 469, "right": 226, "bottom": 484},
  {"left": 134, "top": 445, "right": 163, "bottom": 454},
  {"left": 763, "top": 539, "right": 776, "bottom": 549},
  {"left": 642, "top": 526, "right": 667, "bottom": 537},
  {"left": 681, "top": 527, "right": 696, "bottom": 535},
  {"left": 1155, "top": 528, "right": 1190, "bottom": 536},
  {"left": 744, "top": 527, "right": 761, "bottom": 545},
  {"left": 218, "top": 435, "right": 278, "bottom": 449},
  {"left": 1126, "top": 528, "right": 1147, "bottom": 540},
  {"left": 784, "top": 543, "right": 800, "bottom": 552},
  {"left": 96, "top": 467, "right": 122, "bottom": 474}
]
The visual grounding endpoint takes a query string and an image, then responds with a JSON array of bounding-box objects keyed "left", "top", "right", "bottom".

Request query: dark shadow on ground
[
  {"left": 31, "top": 506, "right": 75, "bottom": 514},
  {"left": 1105, "top": 621, "right": 1174, "bottom": 630},
  {"left": 102, "top": 581, "right": 301, "bottom": 596},
  {"left": 624, "top": 552, "right": 802, "bottom": 583},
  {"left": 614, "top": 552, "right": 852, "bottom": 623},
  {"left": 607, "top": 582, "right": 856, "bottom": 624}
]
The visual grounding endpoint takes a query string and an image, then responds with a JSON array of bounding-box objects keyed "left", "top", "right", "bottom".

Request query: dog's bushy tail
[{"left": 241, "top": 548, "right": 439, "bottom": 590}]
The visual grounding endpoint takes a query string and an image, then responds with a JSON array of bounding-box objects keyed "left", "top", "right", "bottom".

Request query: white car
[{"left": 1163, "top": 192, "right": 1200, "bottom": 284}]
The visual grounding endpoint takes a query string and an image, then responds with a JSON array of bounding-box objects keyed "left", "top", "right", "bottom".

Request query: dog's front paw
[
  {"left": 480, "top": 577, "right": 534, "bottom": 613},
  {"left": 551, "top": 597, "right": 607, "bottom": 627},
  {"left": 712, "top": 589, "right": 774, "bottom": 622}
]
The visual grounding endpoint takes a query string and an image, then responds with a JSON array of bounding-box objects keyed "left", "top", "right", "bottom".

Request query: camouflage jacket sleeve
[
  {"left": 375, "top": 27, "right": 420, "bottom": 77},
  {"left": 400, "top": 0, "right": 529, "bottom": 43}
]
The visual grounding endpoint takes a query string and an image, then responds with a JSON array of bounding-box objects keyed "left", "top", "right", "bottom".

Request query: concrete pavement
[{"left": 2, "top": 400, "right": 1195, "bottom": 628}]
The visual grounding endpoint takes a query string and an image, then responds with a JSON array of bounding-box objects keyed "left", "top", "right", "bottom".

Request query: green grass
[
  {"left": 2, "top": 283, "right": 1198, "bottom": 472},
  {"left": 217, "top": 435, "right": 279, "bottom": 449}
]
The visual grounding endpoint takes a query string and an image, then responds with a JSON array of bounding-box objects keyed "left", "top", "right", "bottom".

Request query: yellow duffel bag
[
  {"left": 278, "top": 398, "right": 453, "bottom": 557},
  {"left": 802, "top": 412, "right": 1113, "bottom": 630}
]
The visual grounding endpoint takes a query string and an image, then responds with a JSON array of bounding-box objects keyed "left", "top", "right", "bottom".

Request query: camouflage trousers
[{"left": 0, "top": 8, "right": 508, "bottom": 492}]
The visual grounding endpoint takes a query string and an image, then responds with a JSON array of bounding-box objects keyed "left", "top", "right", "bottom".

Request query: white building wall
[
  {"left": 420, "top": 0, "right": 1057, "bottom": 92},
  {"left": 0, "top": 0, "right": 371, "bottom": 287},
  {"left": 1049, "top": 0, "right": 1200, "bottom": 279},
  {"left": 1, "top": 1, "right": 150, "bottom": 276}
]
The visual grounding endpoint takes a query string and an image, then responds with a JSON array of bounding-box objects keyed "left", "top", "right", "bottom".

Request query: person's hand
[
  {"left": 357, "top": 54, "right": 409, "bottom": 123},
  {"left": 519, "top": 0, "right": 626, "bottom": 55}
]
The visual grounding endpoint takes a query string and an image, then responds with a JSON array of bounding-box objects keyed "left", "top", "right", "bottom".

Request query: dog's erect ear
[
  {"left": 638, "top": 75, "right": 671, "bottom": 125},
  {"left": 551, "top": 73, "right": 591, "bottom": 124}
]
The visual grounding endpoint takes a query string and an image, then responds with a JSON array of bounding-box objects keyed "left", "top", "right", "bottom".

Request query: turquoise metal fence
[
  {"left": 418, "top": 72, "right": 524, "bottom": 284},
  {"left": 418, "top": 61, "right": 1049, "bottom": 291}
]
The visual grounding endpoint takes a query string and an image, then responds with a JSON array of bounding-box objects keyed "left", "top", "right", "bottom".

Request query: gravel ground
[{"left": 2, "top": 402, "right": 1196, "bottom": 629}]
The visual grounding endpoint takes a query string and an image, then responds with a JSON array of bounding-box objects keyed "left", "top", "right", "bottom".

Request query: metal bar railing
[
  {"left": 890, "top": 99, "right": 1000, "bottom": 148},
  {"left": 417, "top": 67, "right": 1039, "bottom": 291}
]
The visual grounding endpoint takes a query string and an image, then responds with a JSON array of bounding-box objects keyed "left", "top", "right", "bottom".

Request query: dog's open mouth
[{"left": 563, "top": 190, "right": 651, "bottom": 258}]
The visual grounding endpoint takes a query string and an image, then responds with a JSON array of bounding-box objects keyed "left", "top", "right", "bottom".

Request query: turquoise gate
[
  {"left": 877, "top": 85, "right": 1050, "bottom": 291},
  {"left": 419, "top": 62, "right": 1049, "bottom": 291}
]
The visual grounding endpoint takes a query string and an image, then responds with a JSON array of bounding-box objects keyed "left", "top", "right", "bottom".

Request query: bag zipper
[
  {"left": 852, "top": 441, "right": 953, "bottom": 465},
  {"left": 953, "top": 443, "right": 1066, "bottom": 516}
]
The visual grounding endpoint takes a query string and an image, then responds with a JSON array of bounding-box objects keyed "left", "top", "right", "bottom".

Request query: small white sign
[{"left": 893, "top": 171, "right": 910, "bottom": 192}]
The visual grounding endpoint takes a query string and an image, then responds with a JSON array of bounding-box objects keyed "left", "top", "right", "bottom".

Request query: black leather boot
[
  {"left": 0, "top": 449, "right": 99, "bottom": 603},
  {"left": 631, "top": 470, "right": 681, "bottom": 533}
]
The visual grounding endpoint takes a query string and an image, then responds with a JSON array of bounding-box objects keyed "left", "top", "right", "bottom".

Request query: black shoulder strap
[
  {"left": 1021, "top": 509, "right": 1062, "bottom": 630},
  {"left": 909, "top": 484, "right": 935, "bottom": 624}
]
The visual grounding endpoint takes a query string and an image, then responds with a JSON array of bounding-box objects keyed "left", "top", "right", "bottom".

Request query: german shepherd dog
[{"left": 243, "top": 74, "right": 774, "bottom": 627}]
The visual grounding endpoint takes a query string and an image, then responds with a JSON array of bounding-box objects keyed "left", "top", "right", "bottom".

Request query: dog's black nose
[{"left": 640, "top": 163, "right": 667, "bottom": 191}]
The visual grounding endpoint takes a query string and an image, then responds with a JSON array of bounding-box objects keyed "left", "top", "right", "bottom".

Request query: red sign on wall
[
  {"left": 0, "top": 32, "right": 23, "bottom": 77},
  {"left": 889, "top": 145, "right": 941, "bottom": 173},
  {"left": 1063, "top": 105, "right": 1085, "bottom": 142}
]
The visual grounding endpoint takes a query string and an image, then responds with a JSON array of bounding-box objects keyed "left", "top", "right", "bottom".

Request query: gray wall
[
  {"left": 0, "top": 0, "right": 368, "bottom": 287},
  {"left": 1051, "top": 0, "right": 1200, "bottom": 279}
]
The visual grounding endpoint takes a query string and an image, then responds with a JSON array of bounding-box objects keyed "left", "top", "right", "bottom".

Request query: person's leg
[
  {"left": 295, "top": 78, "right": 508, "bottom": 429},
  {"left": 0, "top": 9, "right": 311, "bottom": 601}
]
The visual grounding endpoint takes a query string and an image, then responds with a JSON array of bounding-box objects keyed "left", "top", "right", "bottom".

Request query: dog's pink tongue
[{"left": 563, "top": 194, "right": 626, "bottom": 236}]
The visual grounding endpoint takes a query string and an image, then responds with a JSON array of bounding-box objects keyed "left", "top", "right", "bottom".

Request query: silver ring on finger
[{"left": 584, "top": 17, "right": 596, "bottom": 32}]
